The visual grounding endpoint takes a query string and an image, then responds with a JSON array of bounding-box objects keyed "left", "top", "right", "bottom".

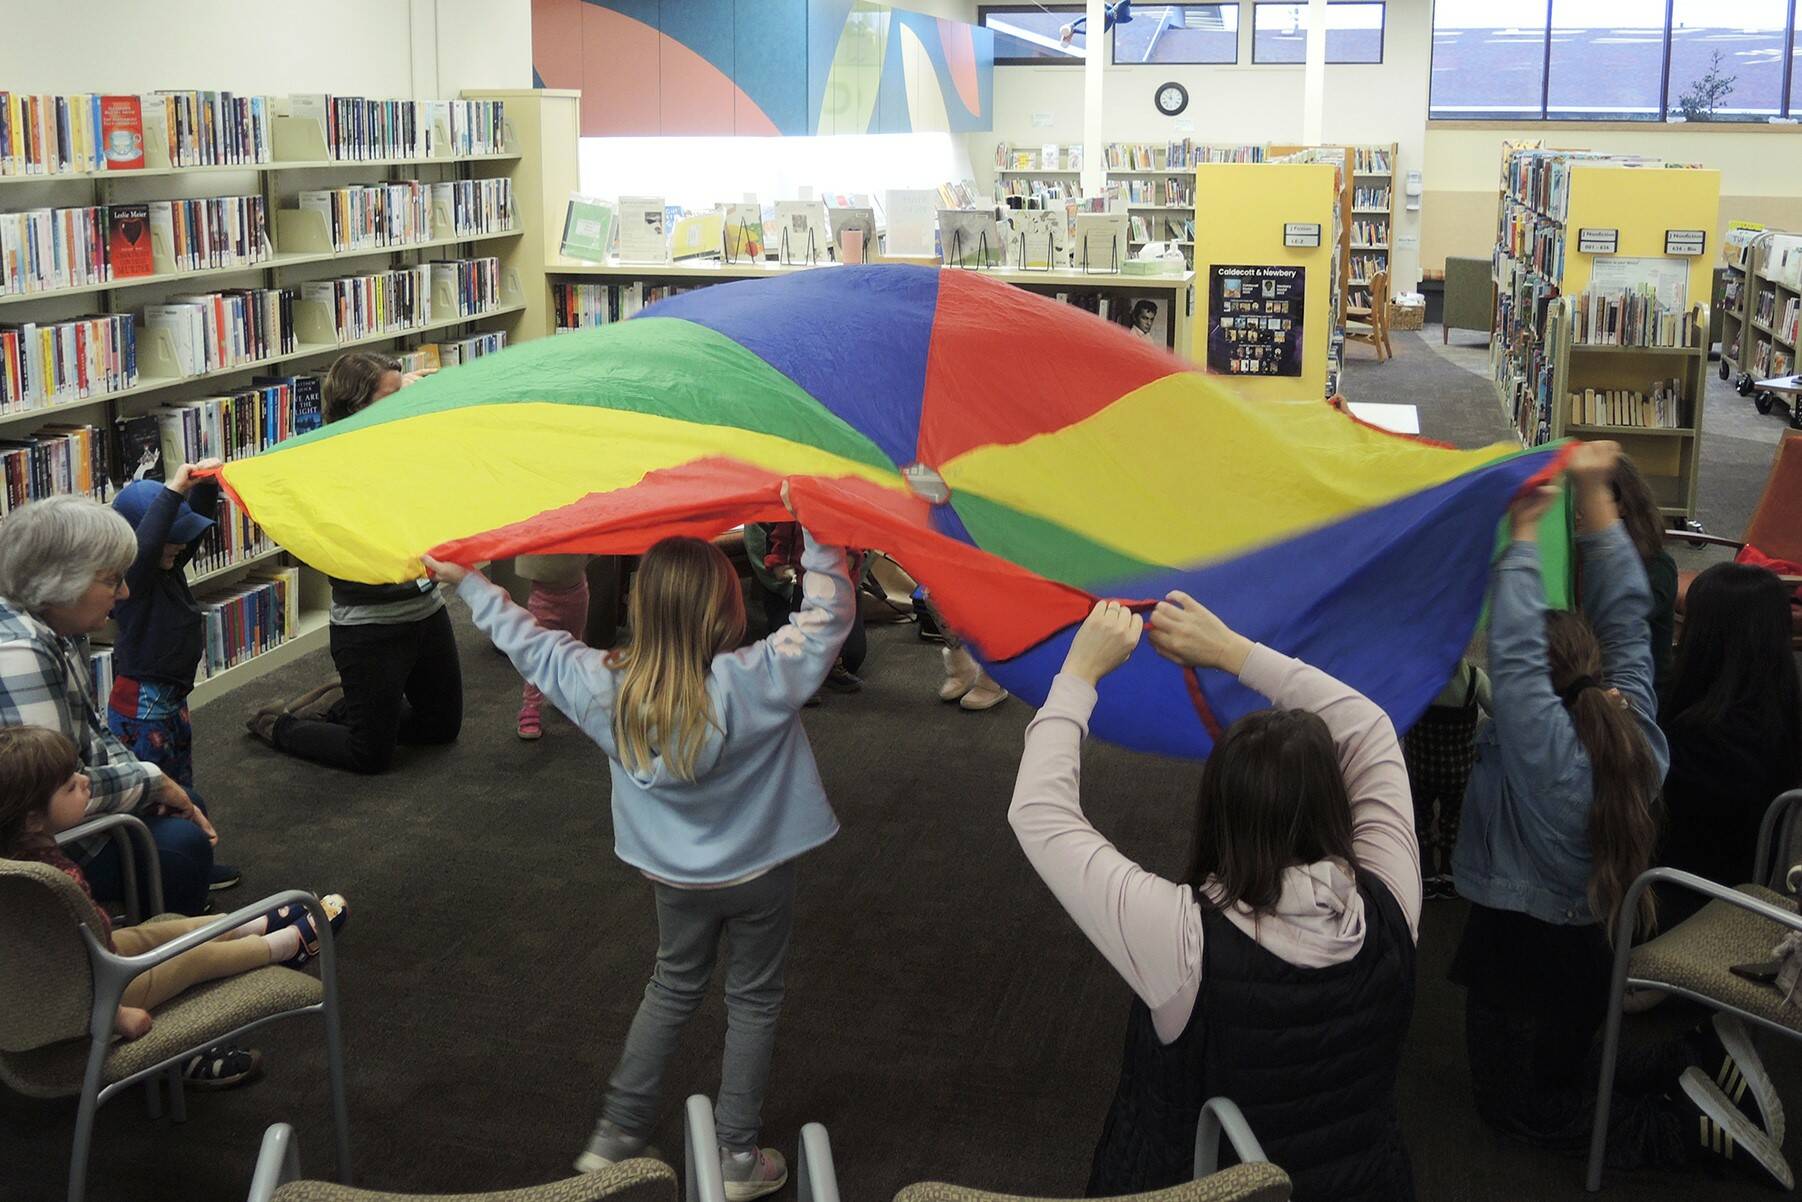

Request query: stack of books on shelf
[
  {"left": 1350, "top": 253, "right": 1384, "bottom": 283},
  {"left": 1573, "top": 285, "right": 1688, "bottom": 347},
  {"left": 1350, "top": 219, "right": 1386, "bottom": 247},
  {"left": 434, "top": 178, "right": 513, "bottom": 236},
  {"left": 936, "top": 180, "right": 980, "bottom": 210},
  {"left": 1106, "top": 140, "right": 1262, "bottom": 171},
  {"left": 998, "top": 177, "right": 1078, "bottom": 201},
  {"left": 0, "top": 91, "right": 273, "bottom": 176},
  {"left": 149, "top": 195, "right": 272, "bottom": 273},
  {"left": 1128, "top": 215, "right": 1193, "bottom": 243},
  {"left": 146, "top": 287, "right": 296, "bottom": 375},
  {"left": 0, "top": 423, "right": 109, "bottom": 515},
  {"left": 995, "top": 143, "right": 1081, "bottom": 171},
  {"left": 1353, "top": 185, "right": 1390, "bottom": 210},
  {"left": 1569, "top": 379, "right": 1686, "bottom": 429},
  {"left": 88, "top": 646, "right": 114, "bottom": 707},
  {"left": 1753, "top": 339, "right": 1794, "bottom": 377},
  {"left": 553, "top": 281, "right": 696, "bottom": 329},
  {"left": 1780, "top": 295, "right": 1800, "bottom": 346},
  {"left": 287, "top": 96, "right": 505, "bottom": 160},
  {"left": 194, "top": 566, "right": 301, "bottom": 680},
  {"left": 429, "top": 256, "right": 500, "bottom": 317},
  {"left": 411, "top": 331, "right": 507, "bottom": 367},
  {"left": 0, "top": 314, "right": 136, "bottom": 411},
  {"left": 1756, "top": 287, "right": 1778, "bottom": 328},
  {"left": 1353, "top": 146, "right": 1391, "bottom": 175},
  {"left": 303, "top": 267, "right": 431, "bottom": 341},
  {"left": 297, "top": 182, "right": 432, "bottom": 251}
]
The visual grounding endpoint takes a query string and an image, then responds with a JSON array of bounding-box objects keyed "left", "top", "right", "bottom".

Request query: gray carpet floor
[{"left": 3, "top": 327, "right": 1799, "bottom": 1201}]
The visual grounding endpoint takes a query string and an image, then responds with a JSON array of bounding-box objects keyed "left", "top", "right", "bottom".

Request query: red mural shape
[{"left": 937, "top": 18, "right": 983, "bottom": 116}]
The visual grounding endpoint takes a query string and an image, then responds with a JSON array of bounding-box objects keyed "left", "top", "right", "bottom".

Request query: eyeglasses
[{"left": 94, "top": 572, "right": 126, "bottom": 594}]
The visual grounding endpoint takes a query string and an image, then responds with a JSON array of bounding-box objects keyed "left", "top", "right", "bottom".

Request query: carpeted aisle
[{"left": 2, "top": 327, "right": 1797, "bottom": 1201}]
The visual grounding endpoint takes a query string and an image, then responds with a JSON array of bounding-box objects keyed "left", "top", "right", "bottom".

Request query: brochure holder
[
  {"left": 778, "top": 225, "right": 819, "bottom": 267},
  {"left": 1081, "top": 234, "right": 1120, "bottom": 276},
  {"left": 722, "top": 218, "right": 762, "bottom": 265},
  {"left": 1015, "top": 233, "right": 1055, "bottom": 272},
  {"left": 948, "top": 227, "right": 997, "bottom": 270}
]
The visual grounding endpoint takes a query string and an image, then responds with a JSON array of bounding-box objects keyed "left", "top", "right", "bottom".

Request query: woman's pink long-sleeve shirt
[{"left": 1008, "top": 644, "right": 1422, "bottom": 1044}]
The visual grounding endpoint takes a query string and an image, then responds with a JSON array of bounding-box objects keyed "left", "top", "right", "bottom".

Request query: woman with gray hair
[{"left": 0, "top": 495, "right": 221, "bottom": 915}]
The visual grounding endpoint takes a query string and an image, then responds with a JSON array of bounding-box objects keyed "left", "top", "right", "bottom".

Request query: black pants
[
  {"left": 757, "top": 583, "right": 866, "bottom": 673},
  {"left": 274, "top": 608, "right": 463, "bottom": 774},
  {"left": 84, "top": 795, "right": 215, "bottom": 917},
  {"left": 1463, "top": 993, "right": 1691, "bottom": 1170}
]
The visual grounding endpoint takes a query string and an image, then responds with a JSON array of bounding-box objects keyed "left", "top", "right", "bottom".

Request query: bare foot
[{"left": 115, "top": 1006, "right": 153, "bottom": 1041}]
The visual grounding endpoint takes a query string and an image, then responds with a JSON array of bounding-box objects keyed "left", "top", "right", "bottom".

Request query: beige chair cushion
[
  {"left": 893, "top": 1162, "right": 1292, "bottom": 1202},
  {"left": 0, "top": 861, "right": 105, "bottom": 1053},
  {"left": 0, "top": 966, "right": 320, "bottom": 1099},
  {"left": 271, "top": 1158, "right": 677, "bottom": 1202},
  {"left": 1630, "top": 884, "right": 1801, "bottom": 1031}
]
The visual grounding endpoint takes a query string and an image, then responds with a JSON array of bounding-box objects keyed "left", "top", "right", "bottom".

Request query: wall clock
[{"left": 1155, "top": 82, "right": 1189, "bottom": 117}]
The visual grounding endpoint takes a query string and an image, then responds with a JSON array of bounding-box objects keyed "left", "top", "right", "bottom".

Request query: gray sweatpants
[{"left": 601, "top": 862, "right": 797, "bottom": 1150}]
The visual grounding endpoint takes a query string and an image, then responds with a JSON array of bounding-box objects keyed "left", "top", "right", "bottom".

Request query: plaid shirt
[{"left": 0, "top": 598, "right": 160, "bottom": 863}]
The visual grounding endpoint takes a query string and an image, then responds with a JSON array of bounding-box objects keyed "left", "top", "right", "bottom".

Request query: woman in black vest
[
  {"left": 245, "top": 352, "right": 463, "bottom": 773},
  {"left": 1010, "top": 597, "right": 1420, "bottom": 1200}
]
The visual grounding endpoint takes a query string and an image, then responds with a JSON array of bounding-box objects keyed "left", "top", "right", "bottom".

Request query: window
[
  {"left": 1114, "top": 4, "right": 1241, "bottom": 64},
  {"left": 1546, "top": 0, "right": 1666, "bottom": 120},
  {"left": 1430, "top": 0, "right": 1802, "bottom": 122},
  {"left": 980, "top": 5, "right": 1087, "bottom": 64},
  {"left": 1666, "top": 1, "right": 1789, "bottom": 121},
  {"left": 1429, "top": 1, "right": 1549, "bottom": 119},
  {"left": 1252, "top": 2, "right": 1385, "bottom": 64}
]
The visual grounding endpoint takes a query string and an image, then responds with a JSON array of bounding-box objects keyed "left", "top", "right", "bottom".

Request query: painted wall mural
[{"left": 531, "top": 0, "right": 994, "bottom": 137}]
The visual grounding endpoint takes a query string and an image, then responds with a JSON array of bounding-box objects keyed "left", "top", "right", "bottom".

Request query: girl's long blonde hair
[{"left": 609, "top": 537, "right": 746, "bottom": 781}]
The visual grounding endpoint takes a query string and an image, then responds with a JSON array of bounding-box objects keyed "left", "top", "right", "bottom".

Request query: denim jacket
[{"left": 1451, "top": 522, "right": 1669, "bottom": 926}]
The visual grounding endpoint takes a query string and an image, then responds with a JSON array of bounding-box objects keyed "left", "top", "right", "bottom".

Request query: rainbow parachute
[{"left": 220, "top": 266, "right": 1563, "bottom": 757}]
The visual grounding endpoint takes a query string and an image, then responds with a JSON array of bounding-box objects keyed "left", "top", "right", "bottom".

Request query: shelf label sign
[
  {"left": 1665, "top": 229, "right": 1707, "bottom": 256},
  {"left": 1284, "top": 222, "right": 1321, "bottom": 248},
  {"left": 1578, "top": 228, "right": 1619, "bottom": 255}
]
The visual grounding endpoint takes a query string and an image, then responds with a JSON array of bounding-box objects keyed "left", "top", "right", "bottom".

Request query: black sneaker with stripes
[{"left": 1677, "top": 1067, "right": 1792, "bottom": 1190}]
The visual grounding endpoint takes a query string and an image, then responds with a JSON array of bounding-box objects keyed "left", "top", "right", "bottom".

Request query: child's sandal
[
  {"left": 517, "top": 709, "right": 543, "bottom": 740},
  {"left": 279, "top": 894, "right": 350, "bottom": 969}
]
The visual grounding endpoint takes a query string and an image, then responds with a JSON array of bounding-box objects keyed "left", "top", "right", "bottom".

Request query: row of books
[
  {"left": 0, "top": 423, "right": 110, "bottom": 516},
  {"left": 1350, "top": 253, "right": 1386, "bottom": 282},
  {"left": 0, "top": 92, "right": 273, "bottom": 176},
  {"left": 288, "top": 96, "right": 506, "bottom": 161},
  {"left": 1496, "top": 200, "right": 1564, "bottom": 282},
  {"left": 1352, "top": 147, "right": 1392, "bottom": 175},
  {"left": 553, "top": 282, "right": 694, "bottom": 329},
  {"left": 0, "top": 313, "right": 136, "bottom": 411},
  {"left": 1122, "top": 178, "right": 1193, "bottom": 206},
  {"left": 1104, "top": 141, "right": 1263, "bottom": 171},
  {"left": 424, "top": 331, "right": 507, "bottom": 366},
  {"left": 295, "top": 177, "right": 515, "bottom": 252},
  {"left": 1569, "top": 381, "right": 1686, "bottom": 429},
  {"left": 195, "top": 567, "right": 301, "bottom": 681},
  {"left": 1780, "top": 296, "right": 1800, "bottom": 346},
  {"left": 88, "top": 646, "right": 114, "bottom": 708},
  {"left": 0, "top": 195, "right": 272, "bottom": 296},
  {"left": 1753, "top": 339, "right": 1794, "bottom": 377},
  {"left": 998, "top": 177, "right": 1079, "bottom": 201},
  {"left": 936, "top": 180, "right": 979, "bottom": 210},
  {"left": 1572, "top": 286, "right": 1689, "bottom": 348},
  {"left": 1350, "top": 220, "right": 1387, "bottom": 247},
  {"left": 147, "top": 287, "right": 297, "bottom": 376},
  {"left": 1502, "top": 149, "right": 1619, "bottom": 221},
  {"left": 1128, "top": 215, "right": 1193, "bottom": 243},
  {"left": 302, "top": 267, "right": 430, "bottom": 341},
  {"left": 434, "top": 178, "right": 514, "bottom": 237},
  {"left": 1756, "top": 287, "right": 1779, "bottom": 325},
  {"left": 1353, "top": 186, "right": 1391, "bottom": 210},
  {"left": 432, "top": 257, "right": 501, "bottom": 318}
]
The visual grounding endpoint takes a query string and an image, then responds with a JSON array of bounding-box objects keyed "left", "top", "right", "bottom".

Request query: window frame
[
  {"left": 1250, "top": 1, "right": 1388, "bottom": 66},
  {"left": 1110, "top": 3, "right": 1243, "bottom": 66},
  {"left": 979, "top": 3, "right": 1091, "bottom": 67},
  {"left": 1428, "top": 0, "right": 1802, "bottom": 124}
]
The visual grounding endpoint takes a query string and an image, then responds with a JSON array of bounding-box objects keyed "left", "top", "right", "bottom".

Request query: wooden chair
[
  {"left": 1664, "top": 427, "right": 1802, "bottom": 648},
  {"left": 247, "top": 1122, "right": 675, "bottom": 1202},
  {"left": 1345, "top": 271, "right": 1392, "bottom": 362}
]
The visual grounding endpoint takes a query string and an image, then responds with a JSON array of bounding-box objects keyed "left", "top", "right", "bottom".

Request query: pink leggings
[{"left": 521, "top": 578, "right": 591, "bottom": 712}]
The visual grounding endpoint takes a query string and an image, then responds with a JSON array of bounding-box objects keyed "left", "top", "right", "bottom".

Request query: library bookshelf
[
  {"left": 543, "top": 257, "right": 1197, "bottom": 361},
  {"left": 1722, "top": 228, "right": 1802, "bottom": 428},
  {"left": 1347, "top": 143, "right": 1396, "bottom": 312},
  {"left": 1489, "top": 144, "right": 1720, "bottom": 520},
  {"left": 0, "top": 90, "right": 542, "bottom": 707},
  {"left": 1101, "top": 142, "right": 1265, "bottom": 268}
]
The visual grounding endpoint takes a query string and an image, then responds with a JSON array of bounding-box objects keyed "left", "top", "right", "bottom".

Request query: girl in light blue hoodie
[{"left": 425, "top": 498, "right": 851, "bottom": 1202}]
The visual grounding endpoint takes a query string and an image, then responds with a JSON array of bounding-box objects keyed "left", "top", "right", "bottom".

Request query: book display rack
[
  {"left": 1489, "top": 143, "right": 1719, "bottom": 519},
  {"left": 0, "top": 89, "right": 530, "bottom": 706}
]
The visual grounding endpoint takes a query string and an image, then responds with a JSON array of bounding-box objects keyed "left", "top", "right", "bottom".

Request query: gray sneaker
[
  {"left": 574, "top": 1119, "right": 662, "bottom": 1174},
  {"left": 721, "top": 1146, "right": 788, "bottom": 1201}
]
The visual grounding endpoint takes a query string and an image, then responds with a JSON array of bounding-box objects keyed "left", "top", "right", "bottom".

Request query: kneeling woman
[{"left": 1010, "top": 596, "right": 1420, "bottom": 1200}]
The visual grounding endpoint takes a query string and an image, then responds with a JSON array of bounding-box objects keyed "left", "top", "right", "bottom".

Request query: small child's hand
[
  {"left": 115, "top": 1006, "right": 153, "bottom": 1040},
  {"left": 779, "top": 479, "right": 795, "bottom": 517},
  {"left": 421, "top": 555, "right": 469, "bottom": 584},
  {"left": 1509, "top": 484, "right": 1559, "bottom": 542},
  {"left": 1062, "top": 600, "right": 1143, "bottom": 686}
]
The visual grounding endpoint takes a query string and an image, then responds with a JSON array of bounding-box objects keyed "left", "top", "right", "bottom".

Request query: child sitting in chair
[{"left": 0, "top": 726, "right": 347, "bottom": 1041}]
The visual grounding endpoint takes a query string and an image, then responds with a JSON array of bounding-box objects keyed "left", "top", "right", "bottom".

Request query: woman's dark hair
[
  {"left": 1611, "top": 456, "right": 1664, "bottom": 565},
  {"left": 0, "top": 726, "right": 80, "bottom": 861},
  {"left": 1545, "top": 610, "right": 1660, "bottom": 939},
  {"left": 1186, "top": 708, "right": 1358, "bottom": 911},
  {"left": 323, "top": 352, "right": 401, "bottom": 424},
  {"left": 1664, "top": 562, "right": 1802, "bottom": 788}
]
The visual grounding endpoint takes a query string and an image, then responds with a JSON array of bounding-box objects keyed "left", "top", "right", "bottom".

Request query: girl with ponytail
[{"left": 1450, "top": 442, "right": 1788, "bottom": 1186}]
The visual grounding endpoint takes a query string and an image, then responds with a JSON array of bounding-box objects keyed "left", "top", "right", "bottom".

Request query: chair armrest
[
  {"left": 1194, "top": 1096, "right": 1268, "bottom": 1177},
  {"left": 56, "top": 812, "right": 162, "bottom": 923},
  {"left": 1755, "top": 790, "right": 1802, "bottom": 890},
  {"left": 247, "top": 1122, "right": 302, "bottom": 1202},
  {"left": 1620, "top": 868, "right": 1802, "bottom": 948},
  {"left": 797, "top": 1123, "right": 839, "bottom": 1202},
  {"left": 684, "top": 1095, "right": 726, "bottom": 1202},
  {"left": 1659, "top": 530, "right": 1746, "bottom": 552}
]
